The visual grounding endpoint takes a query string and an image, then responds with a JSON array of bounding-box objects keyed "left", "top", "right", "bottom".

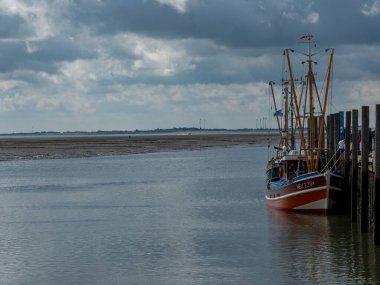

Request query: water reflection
[
  {"left": 1, "top": 147, "right": 379, "bottom": 284},
  {"left": 267, "top": 209, "right": 380, "bottom": 284}
]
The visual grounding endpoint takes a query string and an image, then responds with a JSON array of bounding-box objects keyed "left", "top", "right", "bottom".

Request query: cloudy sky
[{"left": 0, "top": 0, "right": 379, "bottom": 132}]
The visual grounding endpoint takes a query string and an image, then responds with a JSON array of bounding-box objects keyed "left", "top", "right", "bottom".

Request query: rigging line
[
  {"left": 319, "top": 60, "right": 328, "bottom": 101},
  {"left": 291, "top": 54, "right": 306, "bottom": 80},
  {"left": 293, "top": 49, "right": 323, "bottom": 58},
  {"left": 301, "top": 61, "right": 306, "bottom": 80},
  {"left": 313, "top": 51, "right": 330, "bottom": 93},
  {"left": 329, "top": 59, "right": 336, "bottom": 114},
  {"left": 302, "top": 78, "right": 308, "bottom": 147},
  {"left": 313, "top": 49, "right": 328, "bottom": 64},
  {"left": 291, "top": 52, "right": 304, "bottom": 64},
  {"left": 282, "top": 51, "right": 285, "bottom": 81},
  {"left": 281, "top": 51, "right": 286, "bottom": 132},
  {"left": 316, "top": 55, "right": 330, "bottom": 131},
  {"left": 289, "top": 90, "right": 298, "bottom": 147},
  {"left": 312, "top": 73, "right": 323, "bottom": 114},
  {"left": 267, "top": 85, "right": 272, "bottom": 161},
  {"left": 268, "top": 81, "right": 274, "bottom": 132},
  {"left": 267, "top": 82, "right": 272, "bottom": 157},
  {"left": 289, "top": 49, "right": 306, "bottom": 70},
  {"left": 281, "top": 66, "right": 286, "bottom": 131},
  {"left": 326, "top": 54, "right": 337, "bottom": 115}
]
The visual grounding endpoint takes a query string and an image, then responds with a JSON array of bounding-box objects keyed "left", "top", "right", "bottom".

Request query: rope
[{"left": 321, "top": 147, "right": 341, "bottom": 173}]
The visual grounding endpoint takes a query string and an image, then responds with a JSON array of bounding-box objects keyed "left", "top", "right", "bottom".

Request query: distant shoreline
[
  {"left": 0, "top": 128, "right": 277, "bottom": 137},
  {"left": 0, "top": 133, "right": 277, "bottom": 161}
]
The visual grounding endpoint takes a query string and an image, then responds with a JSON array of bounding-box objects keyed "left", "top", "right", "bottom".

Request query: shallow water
[{"left": 0, "top": 146, "right": 379, "bottom": 284}]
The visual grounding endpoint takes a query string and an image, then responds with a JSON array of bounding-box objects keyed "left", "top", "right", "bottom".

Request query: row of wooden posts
[{"left": 326, "top": 105, "right": 380, "bottom": 245}]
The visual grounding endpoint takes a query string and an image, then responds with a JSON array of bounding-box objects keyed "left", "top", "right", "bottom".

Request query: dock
[{"left": 326, "top": 104, "right": 380, "bottom": 245}]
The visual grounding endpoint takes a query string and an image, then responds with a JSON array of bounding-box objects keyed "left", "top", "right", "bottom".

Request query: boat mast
[
  {"left": 307, "top": 35, "right": 315, "bottom": 170},
  {"left": 290, "top": 85, "right": 295, "bottom": 150},
  {"left": 269, "top": 81, "right": 282, "bottom": 143},
  {"left": 284, "top": 82, "right": 289, "bottom": 149},
  {"left": 285, "top": 49, "right": 311, "bottom": 171},
  {"left": 299, "top": 80, "right": 306, "bottom": 109},
  {"left": 314, "top": 48, "right": 334, "bottom": 170}
]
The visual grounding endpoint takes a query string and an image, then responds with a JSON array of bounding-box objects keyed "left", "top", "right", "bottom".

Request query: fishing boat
[{"left": 266, "top": 35, "right": 344, "bottom": 214}]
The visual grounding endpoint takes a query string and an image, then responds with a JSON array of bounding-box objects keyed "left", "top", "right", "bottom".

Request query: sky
[{"left": 0, "top": 0, "right": 380, "bottom": 132}]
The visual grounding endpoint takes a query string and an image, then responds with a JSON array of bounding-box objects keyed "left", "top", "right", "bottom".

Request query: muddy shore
[{"left": 0, "top": 133, "right": 277, "bottom": 161}]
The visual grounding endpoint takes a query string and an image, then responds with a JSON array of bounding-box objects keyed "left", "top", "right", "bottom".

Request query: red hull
[{"left": 266, "top": 173, "right": 344, "bottom": 214}]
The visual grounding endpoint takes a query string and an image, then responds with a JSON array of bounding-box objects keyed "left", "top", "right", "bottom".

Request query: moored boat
[{"left": 265, "top": 35, "right": 344, "bottom": 214}]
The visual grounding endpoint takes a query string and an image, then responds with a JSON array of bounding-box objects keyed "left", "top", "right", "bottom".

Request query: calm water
[{"left": 0, "top": 146, "right": 379, "bottom": 285}]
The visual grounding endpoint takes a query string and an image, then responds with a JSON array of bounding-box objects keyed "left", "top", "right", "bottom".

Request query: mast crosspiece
[{"left": 283, "top": 35, "right": 333, "bottom": 172}]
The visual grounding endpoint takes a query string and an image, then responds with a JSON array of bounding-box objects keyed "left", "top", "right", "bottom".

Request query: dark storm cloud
[
  {"left": 71, "top": 0, "right": 291, "bottom": 48},
  {"left": 311, "top": 0, "right": 380, "bottom": 45},
  {"left": 0, "top": 13, "right": 31, "bottom": 38},
  {"left": 32, "top": 37, "right": 96, "bottom": 62},
  {"left": 3, "top": 0, "right": 378, "bottom": 82},
  {"left": 70, "top": 0, "right": 380, "bottom": 48},
  {"left": 335, "top": 45, "right": 380, "bottom": 81},
  {"left": 1, "top": 0, "right": 380, "bottom": 132},
  {"left": 0, "top": 37, "right": 96, "bottom": 73}
]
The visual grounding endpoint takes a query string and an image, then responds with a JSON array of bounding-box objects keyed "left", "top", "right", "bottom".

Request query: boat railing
[
  {"left": 292, "top": 171, "right": 319, "bottom": 182},
  {"left": 321, "top": 148, "right": 341, "bottom": 173}
]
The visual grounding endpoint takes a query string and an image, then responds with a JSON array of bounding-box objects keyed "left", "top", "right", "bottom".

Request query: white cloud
[
  {"left": 102, "top": 82, "right": 272, "bottom": 129},
  {"left": 105, "top": 82, "right": 268, "bottom": 115},
  {"left": 0, "top": 0, "right": 72, "bottom": 40},
  {"left": 57, "top": 32, "right": 197, "bottom": 81},
  {"left": 282, "top": 11, "right": 298, "bottom": 21},
  {"left": 344, "top": 80, "right": 380, "bottom": 106},
  {"left": 279, "top": 1, "right": 319, "bottom": 24},
  {"left": 0, "top": 68, "right": 95, "bottom": 113},
  {"left": 0, "top": 91, "right": 94, "bottom": 113},
  {"left": 155, "top": 0, "right": 189, "bottom": 14},
  {"left": 305, "top": 12, "right": 319, "bottom": 24},
  {"left": 124, "top": 34, "right": 196, "bottom": 76},
  {"left": 361, "top": 0, "right": 380, "bottom": 16},
  {"left": 0, "top": 1, "right": 379, "bottom": 133},
  {"left": 0, "top": 80, "right": 21, "bottom": 91},
  {"left": 283, "top": 11, "right": 319, "bottom": 24}
]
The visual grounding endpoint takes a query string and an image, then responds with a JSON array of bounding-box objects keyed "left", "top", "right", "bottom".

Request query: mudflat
[{"left": 0, "top": 133, "right": 276, "bottom": 161}]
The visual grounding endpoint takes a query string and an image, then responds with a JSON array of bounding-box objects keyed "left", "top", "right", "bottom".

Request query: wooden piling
[
  {"left": 329, "top": 114, "right": 335, "bottom": 168},
  {"left": 375, "top": 105, "right": 380, "bottom": 244},
  {"left": 321, "top": 116, "right": 325, "bottom": 166},
  {"left": 321, "top": 116, "right": 325, "bottom": 148},
  {"left": 361, "top": 106, "right": 369, "bottom": 232},
  {"left": 327, "top": 115, "right": 331, "bottom": 164},
  {"left": 344, "top": 111, "right": 351, "bottom": 213},
  {"left": 307, "top": 118, "right": 311, "bottom": 150},
  {"left": 351, "top": 109, "right": 359, "bottom": 222},
  {"left": 314, "top": 116, "right": 319, "bottom": 149},
  {"left": 334, "top": 113, "right": 340, "bottom": 145},
  {"left": 334, "top": 113, "right": 340, "bottom": 168}
]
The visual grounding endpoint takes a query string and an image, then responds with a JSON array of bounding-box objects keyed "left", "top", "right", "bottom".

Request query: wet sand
[{"left": 0, "top": 133, "right": 277, "bottom": 161}]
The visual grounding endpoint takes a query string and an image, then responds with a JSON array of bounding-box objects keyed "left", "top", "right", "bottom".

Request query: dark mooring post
[
  {"left": 321, "top": 116, "right": 325, "bottom": 166},
  {"left": 318, "top": 117, "right": 328, "bottom": 152},
  {"left": 329, "top": 115, "right": 334, "bottom": 167},
  {"left": 344, "top": 111, "right": 351, "bottom": 213},
  {"left": 375, "top": 105, "right": 380, "bottom": 244},
  {"left": 334, "top": 113, "right": 340, "bottom": 168},
  {"left": 314, "top": 116, "right": 319, "bottom": 149},
  {"left": 361, "top": 106, "right": 369, "bottom": 232},
  {"left": 307, "top": 118, "right": 311, "bottom": 149},
  {"left": 327, "top": 115, "right": 331, "bottom": 164},
  {"left": 352, "top": 109, "right": 359, "bottom": 222},
  {"left": 334, "top": 113, "right": 340, "bottom": 143}
]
